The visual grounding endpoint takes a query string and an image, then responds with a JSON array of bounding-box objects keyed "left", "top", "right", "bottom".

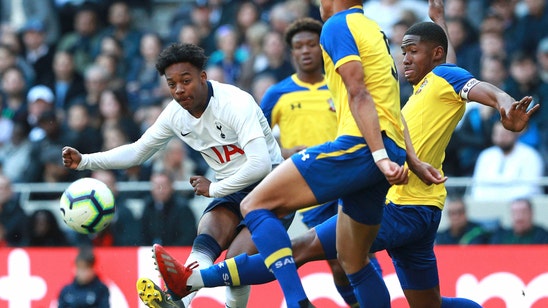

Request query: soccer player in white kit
[{"left": 62, "top": 43, "right": 285, "bottom": 308}]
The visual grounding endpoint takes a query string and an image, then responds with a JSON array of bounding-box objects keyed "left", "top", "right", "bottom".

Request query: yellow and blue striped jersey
[
  {"left": 261, "top": 74, "right": 337, "bottom": 148},
  {"left": 387, "top": 64, "right": 474, "bottom": 209},
  {"left": 319, "top": 6, "right": 405, "bottom": 149}
]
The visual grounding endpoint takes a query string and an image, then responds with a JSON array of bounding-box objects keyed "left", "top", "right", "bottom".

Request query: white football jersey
[
  {"left": 155, "top": 80, "right": 283, "bottom": 179},
  {"left": 79, "top": 80, "right": 283, "bottom": 183}
]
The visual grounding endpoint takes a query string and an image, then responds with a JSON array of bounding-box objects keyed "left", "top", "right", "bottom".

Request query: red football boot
[{"left": 153, "top": 244, "right": 199, "bottom": 299}]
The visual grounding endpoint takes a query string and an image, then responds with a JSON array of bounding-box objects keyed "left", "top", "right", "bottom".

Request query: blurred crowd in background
[{"left": 0, "top": 0, "right": 548, "bottom": 248}]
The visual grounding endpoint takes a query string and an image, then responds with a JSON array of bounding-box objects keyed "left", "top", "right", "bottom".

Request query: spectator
[
  {"left": 27, "top": 209, "right": 69, "bottom": 246},
  {"left": 490, "top": 198, "right": 548, "bottom": 244},
  {"left": 268, "top": 2, "right": 298, "bottom": 34},
  {"left": 233, "top": 1, "right": 262, "bottom": 44},
  {"left": 95, "top": 1, "right": 142, "bottom": 66},
  {"left": 25, "top": 84, "right": 55, "bottom": 142},
  {"left": 0, "top": 66, "right": 28, "bottom": 125},
  {"left": 448, "top": 102, "right": 498, "bottom": 177},
  {"left": 0, "top": 121, "right": 32, "bottom": 183},
  {"left": 126, "top": 32, "right": 165, "bottom": 109},
  {"left": 250, "top": 73, "right": 277, "bottom": 104},
  {"left": 207, "top": 24, "right": 248, "bottom": 85},
  {"left": 537, "top": 38, "right": 548, "bottom": 175},
  {"left": 82, "top": 64, "right": 110, "bottom": 124},
  {"left": 0, "top": 174, "right": 27, "bottom": 246},
  {"left": 19, "top": 18, "right": 55, "bottom": 85},
  {"left": 57, "top": 4, "right": 103, "bottom": 75},
  {"left": 512, "top": 0, "right": 548, "bottom": 55},
  {"left": 538, "top": 37, "right": 548, "bottom": 84},
  {"left": 471, "top": 121, "right": 544, "bottom": 201},
  {"left": 97, "top": 87, "right": 140, "bottom": 143},
  {"left": 436, "top": 197, "right": 491, "bottom": 244},
  {"left": 169, "top": 1, "right": 216, "bottom": 55},
  {"left": 177, "top": 23, "right": 201, "bottom": 46},
  {"left": 64, "top": 103, "right": 103, "bottom": 157},
  {"left": 480, "top": 55, "right": 508, "bottom": 89},
  {"left": 152, "top": 138, "right": 196, "bottom": 183},
  {"left": 43, "top": 50, "right": 86, "bottom": 112},
  {"left": 0, "top": 1, "right": 60, "bottom": 45},
  {"left": 94, "top": 52, "right": 126, "bottom": 90},
  {"left": 504, "top": 51, "right": 548, "bottom": 149},
  {"left": 141, "top": 171, "right": 197, "bottom": 246},
  {"left": 58, "top": 246, "right": 110, "bottom": 308},
  {"left": 445, "top": 0, "right": 486, "bottom": 30},
  {"left": 363, "top": 0, "right": 428, "bottom": 38},
  {"left": 238, "top": 21, "right": 270, "bottom": 91},
  {"left": 446, "top": 16, "right": 480, "bottom": 76},
  {"left": 487, "top": 0, "right": 520, "bottom": 53},
  {"left": 100, "top": 125, "right": 152, "bottom": 186},
  {"left": 0, "top": 43, "right": 35, "bottom": 85},
  {"left": 255, "top": 30, "right": 294, "bottom": 82},
  {"left": 25, "top": 110, "right": 77, "bottom": 184}
]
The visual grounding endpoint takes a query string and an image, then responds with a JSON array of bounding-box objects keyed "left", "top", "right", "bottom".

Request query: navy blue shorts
[
  {"left": 316, "top": 201, "right": 442, "bottom": 290},
  {"left": 291, "top": 134, "right": 406, "bottom": 225},
  {"left": 300, "top": 200, "right": 338, "bottom": 228},
  {"left": 204, "top": 181, "right": 294, "bottom": 230}
]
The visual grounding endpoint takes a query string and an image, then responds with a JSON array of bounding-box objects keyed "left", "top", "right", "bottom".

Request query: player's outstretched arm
[
  {"left": 62, "top": 146, "right": 82, "bottom": 170},
  {"left": 467, "top": 82, "right": 539, "bottom": 132}
]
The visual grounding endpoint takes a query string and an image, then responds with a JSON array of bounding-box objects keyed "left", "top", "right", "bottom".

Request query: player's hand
[
  {"left": 500, "top": 96, "right": 539, "bottom": 132},
  {"left": 409, "top": 161, "right": 447, "bottom": 185},
  {"left": 428, "top": 0, "right": 445, "bottom": 23},
  {"left": 376, "top": 159, "right": 409, "bottom": 185},
  {"left": 62, "top": 146, "right": 82, "bottom": 169},
  {"left": 190, "top": 175, "right": 211, "bottom": 197}
]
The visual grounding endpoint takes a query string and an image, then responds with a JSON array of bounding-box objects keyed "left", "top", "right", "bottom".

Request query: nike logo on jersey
[{"left": 181, "top": 131, "right": 191, "bottom": 136}]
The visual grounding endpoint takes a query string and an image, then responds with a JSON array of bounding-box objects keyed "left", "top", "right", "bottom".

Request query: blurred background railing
[{"left": 12, "top": 177, "right": 548, "bottom": 238}]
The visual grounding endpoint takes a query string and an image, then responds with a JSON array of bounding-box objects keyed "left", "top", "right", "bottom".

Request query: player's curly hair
[
  {"left": 284, "top": 17, "right": 323, "bottom": 48},
  {"left": 155, "top": 43, "right": 208, "bottom": 75},
  {"left": 405, "top": 22, "right": 448, "bottom": 55}
]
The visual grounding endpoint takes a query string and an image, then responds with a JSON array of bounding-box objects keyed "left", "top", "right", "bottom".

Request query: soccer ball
[{"left": 59, "top": 177, "right": 116, "bottom": 234}]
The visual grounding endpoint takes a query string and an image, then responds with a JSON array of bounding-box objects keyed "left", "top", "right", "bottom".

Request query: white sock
[
  {"left": 187, "top": 269, "right": 204, "bottom": 291},
  {"left": 225, "top": 285, "right": 251, "bottom": 308},
  {"left": 182, "top": 250, "right": 214, "bottom": 305}
]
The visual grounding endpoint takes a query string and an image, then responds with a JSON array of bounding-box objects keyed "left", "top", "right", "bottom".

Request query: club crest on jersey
[
  {"left": 327, "top": 98, "right": 336, "bottom": 112},
  {"left": 215, "top": 121, "right": 226, "bottom": 139},
  {"left": 415, "top": 78, "right": 428, "bottom": 95}
]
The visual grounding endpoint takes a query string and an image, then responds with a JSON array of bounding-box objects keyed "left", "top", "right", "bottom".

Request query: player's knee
[{"left": 240, "top": 195, "right": 254, "bottom": 216}]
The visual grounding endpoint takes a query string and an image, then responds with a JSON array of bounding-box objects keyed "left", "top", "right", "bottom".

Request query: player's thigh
[
  {"left": 336, "top": 208, "right": 380, "bottom": 273},
  {"left": 225, "top": 227, "right": 256, "bottom": 258},
  {"left": 197, "top": 206, "right": 241, "bottom": 249},
  {"left": 241, "top": 159, "right": 317, "bottom": 217}
]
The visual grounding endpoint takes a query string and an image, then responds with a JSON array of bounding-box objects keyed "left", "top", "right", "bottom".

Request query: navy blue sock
[
  {"left": 347, "top": 262, "right": 390, "bottom": 308},
  {"left": 370, "top": 256, "right": 382, "bottom": 276},
  {"left": 335, "top": 283, "right": 358, "bottom": 307},
  {"left": 245, "top": 209, "right": 308, "bottom": 308},
  {"left": 201, "top": 253, "right": 275, "bottom": 287},
  {"left": 192, "top": 233, "right": 223, "bottom": 261},
  {"left": 442, "top": 297, "right": 482, "bottom": 307}
]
